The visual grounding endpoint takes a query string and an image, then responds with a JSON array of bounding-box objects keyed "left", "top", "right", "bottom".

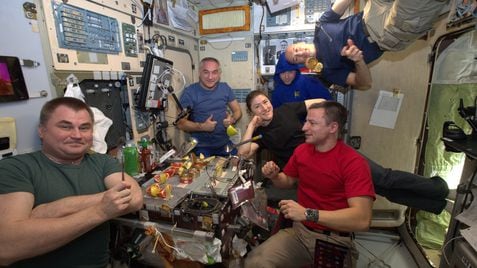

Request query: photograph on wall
[
  {"left": 275, "top": 39, "right": 289, "bottom": 59},
  {"left": 447, "top": 0, "right": 476, "bottom": 25},
  {"left": 263, "top": 45, "right": 276, "bottom": 65},
  {"left": 154, "top": 0, "right": 169, "bottom": 25}
]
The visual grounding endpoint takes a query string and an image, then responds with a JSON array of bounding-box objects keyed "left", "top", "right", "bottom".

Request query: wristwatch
[{"left": 305, "top": 208, "right": 319, "bottom": 223}]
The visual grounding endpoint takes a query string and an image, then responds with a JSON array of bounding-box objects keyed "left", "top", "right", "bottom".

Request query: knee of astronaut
[
  {"left": 431, "top": 176, "right": 450, "bottom": 198},
  {"left": 244, "top": 254, "right": 261, "bottom": 268}
]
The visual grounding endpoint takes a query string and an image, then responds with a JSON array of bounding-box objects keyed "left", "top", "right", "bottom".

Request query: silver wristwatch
[{"left": 305, "top": 208, "right": 319, "bottom": 223}]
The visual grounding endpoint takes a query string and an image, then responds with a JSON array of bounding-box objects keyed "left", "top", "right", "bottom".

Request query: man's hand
[
  {"left": 201, "top": 115, "right": 217, "bottom": 132},
  {"left": 262, "top": 161, "right": 280, "bottom": 180},
  {"left": 278, "top": 200, "right": 306, "bottom": 221},
  {"left": 98, "top": 181, "right": 133, "bottom": 219},
  {"left": 341, "top": 39, "right": 364, "bottom": 62},
  {"left": 223, "top": 112, "right": 235, "bottom": 128}
]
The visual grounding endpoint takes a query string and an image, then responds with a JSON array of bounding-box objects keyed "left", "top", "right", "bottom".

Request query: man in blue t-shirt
[
  {"left": 177, "top": 57, "right": 242, "bottom": 157},
  {"left": 285, "top": 0, "right": 448, "bottom": 89},
  {"left": 272, "top": 53, "right": 332, "bottom": 108}
]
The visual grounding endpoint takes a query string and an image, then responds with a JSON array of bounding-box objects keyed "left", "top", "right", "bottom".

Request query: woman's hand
[{"left": 249, "top": 115, "right": 263, "bottom": 129}]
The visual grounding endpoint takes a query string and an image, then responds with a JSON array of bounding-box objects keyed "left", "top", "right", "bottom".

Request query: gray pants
[
  {"left": 244, "top": 221, "right": 357, "bottom": 268},
  {"left": 363, "top": 0, "right": 448, "bottom": 51}
]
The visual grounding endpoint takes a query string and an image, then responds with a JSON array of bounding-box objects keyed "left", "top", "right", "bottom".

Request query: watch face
[
  {"left": 306, "top": 209, "right": 318, "bottom": 222},
  {"left": 305, "top": 209, "right": 313, "bottom": 221}
]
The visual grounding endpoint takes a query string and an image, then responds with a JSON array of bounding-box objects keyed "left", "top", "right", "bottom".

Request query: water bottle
[{"left": 123, "top": 143, "right": 140, "bottom": 176}]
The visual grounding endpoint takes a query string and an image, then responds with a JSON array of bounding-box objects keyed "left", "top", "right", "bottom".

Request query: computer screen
[
  {"left": 0, "top": 56, "right": 29, "bottom": 103},
  {"left": 136, "top": 54, "right": 173, "bottom": 111}
]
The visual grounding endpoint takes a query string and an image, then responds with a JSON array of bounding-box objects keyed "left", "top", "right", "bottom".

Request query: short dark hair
[
  {"left": 40, "top": 97, "right": 94, "bottom": 126},
  {"left": 308, "top": 101, "right": 347, "bottom": 138},
  {"left": 245, "top": 90, "right": 269, "bottom": 115}
]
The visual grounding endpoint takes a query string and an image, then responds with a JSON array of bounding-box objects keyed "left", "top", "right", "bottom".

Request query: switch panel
[{"left": 231, "top": 51, "right": 248, "bottom": 62}]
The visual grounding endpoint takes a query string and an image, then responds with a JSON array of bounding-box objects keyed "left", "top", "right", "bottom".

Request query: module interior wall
[{"left": 350, "top": 19, "right": 450, "bottom": 173}]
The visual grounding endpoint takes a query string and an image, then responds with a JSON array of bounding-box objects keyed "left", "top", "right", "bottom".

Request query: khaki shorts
[
  {"left": 244, "top": 221, "right": 357, "bottom": 268},
  {"left": 363, "top": 0, "right": 448, "bottom": 51}
]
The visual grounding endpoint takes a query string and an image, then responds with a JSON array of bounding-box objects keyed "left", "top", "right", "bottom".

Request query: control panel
[
  {"left": 122, "top": 23, "right": 139, "bottom": 57},
  {"left": 253, "top": 0, "right": 331, "bottom": 34},
  {"left": 53, "top": 3, "right": 122, "bottom": 54},
  {"left": 304, "top": 0, "right": 331, "bottom": 24},
  {"left": 39, "top": 0, "right": 145, "bottom": 72}
]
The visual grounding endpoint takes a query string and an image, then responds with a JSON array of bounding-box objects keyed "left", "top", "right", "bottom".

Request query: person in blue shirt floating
[
  {"left": 285, "top": 0, "right": 448, "bottom": 89},
  {"left": 271, "top": 53, "right": 332, "bottom": 109}
]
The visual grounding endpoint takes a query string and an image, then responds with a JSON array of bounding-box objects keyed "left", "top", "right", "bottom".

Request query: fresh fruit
[
  {"left": 149, "top": 183, "right": 162, "bottom": 197},
  {"left": 158, "top": 184, "right": 172, "bottom": 199},
  {"left": 154, "top": 173, "right": 169, "bottom": 184},
  {"left": 177, "top": 167, "right": 185, "bottom": 176},
  {"left": 226, "top": 125, "right": 238, "bottom": 136},
  {"left": 164, "top": 168, "right": 176, "bottom": 177}
]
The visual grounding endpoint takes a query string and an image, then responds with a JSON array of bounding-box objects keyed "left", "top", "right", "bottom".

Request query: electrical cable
[
  {"left": 157, "top": 67, "right": 186, "bottom": 94},
  {"left": 143, "top": 45, "right": 153, "bottom": 55},
  {"left": 151, "top": 230, "right": 183, "bottom": 254},
  {"left": 206, "top": 0, "right": 234, "bottom": 8},
  {"left": 441, "top": 235, "right": 464, "bottom": 265},
  {"left": 461, "top": 163, "right": 477, "bottom": 211},
  {"left": 136, "top": 7, "right": 151, "bottom": 27},
  {"left": 205, "top": 34, "right": 235, "bottom": 50},
  {"left": 204, "top": 161, "right": 237, "bottom": 183},
  {"left": 255, "top": 5, "right": 268, "bottom": 85},
  {"left": 181, "top": 197, "right": 221, "bottom": 216},
  {"left": 119, "top": 75, "right": 134, "bottom": 139}
]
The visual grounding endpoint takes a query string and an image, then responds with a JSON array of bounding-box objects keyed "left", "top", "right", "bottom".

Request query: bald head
[{"left": 284, "top": 42, "right": 316, "bottom": 64}]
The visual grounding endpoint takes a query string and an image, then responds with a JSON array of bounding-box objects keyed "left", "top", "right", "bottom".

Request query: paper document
[
  {"left": 168, "top": 0, "right": 194, "bottom": 32},
  {"left": 369, "top": 90, "right": 403, "bottom": 129}
]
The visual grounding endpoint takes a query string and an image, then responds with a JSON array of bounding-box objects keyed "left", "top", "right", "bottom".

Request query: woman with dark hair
[{"left": 238, "top": 90, "right": 449, "bottom": 214}]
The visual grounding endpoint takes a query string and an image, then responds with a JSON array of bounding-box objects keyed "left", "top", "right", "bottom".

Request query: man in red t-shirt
[{"left": 245, "top": 101, "right": 375, "bottom": 268}]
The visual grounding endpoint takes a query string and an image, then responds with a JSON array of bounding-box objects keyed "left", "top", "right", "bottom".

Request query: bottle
[
  {"left": 140, "top": 139, "right": 152, "bottom": 173},
  {"left": 148, "top": 142, "right": 158, "bottom": 170},
  {"left": 123, "top": 143, "right": 140, "bottom": 176}
]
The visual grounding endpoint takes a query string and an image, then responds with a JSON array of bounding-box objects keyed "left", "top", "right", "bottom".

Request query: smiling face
[
  {"left": 302, "top": 108, "right": 337, "bottom": 146},
  {"left": 249, "top": 93, "right": 274, "bottom": 123},
  {"left": 285, "top": 43, "right": 316, "bottom": 64},
  {"left": 39, "top": 105, "right": 93, "bottom": 162},
  {"left": 199, "top": 59, "right": 221, "bottom": 90}
]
